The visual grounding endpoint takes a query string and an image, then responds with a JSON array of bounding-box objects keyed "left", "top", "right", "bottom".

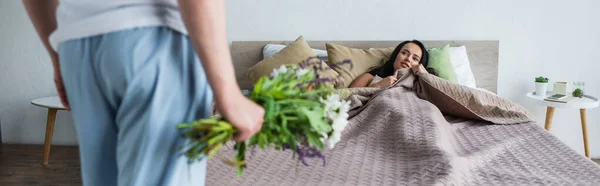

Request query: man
[{"left": 23, "top": 0, "right": 264, "bottom": 185}]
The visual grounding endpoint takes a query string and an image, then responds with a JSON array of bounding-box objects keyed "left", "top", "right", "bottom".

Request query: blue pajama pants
[{"left": 58, "top": 27, "right": 212, "bottom": 186}]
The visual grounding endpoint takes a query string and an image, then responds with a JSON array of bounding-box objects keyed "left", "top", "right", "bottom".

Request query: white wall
[
  {"left": 0, "top": 1, "right": 78, "bottom": 145},
  {"left": 1, "top": 0, "right": 598, "bottom": 157}
]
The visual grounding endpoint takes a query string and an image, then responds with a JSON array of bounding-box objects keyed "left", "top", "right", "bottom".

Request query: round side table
[
  {"left": 31, "top": 96, "right": 67, "bottom": 165},
  {"left": 526, "top": 91, "right": 599, "bottom": 158}
]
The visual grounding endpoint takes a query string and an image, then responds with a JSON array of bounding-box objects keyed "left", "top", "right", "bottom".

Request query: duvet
[{"left": 205, "top": 68, "right": 600, "bottom": 185}]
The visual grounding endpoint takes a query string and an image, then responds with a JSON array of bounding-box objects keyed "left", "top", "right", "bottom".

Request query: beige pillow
[
  {"left": 246, "top": 36, "right": 339, "bottom": 84},
  {"left": 326, "top": 43, "right": 394, "bottom": 88}
]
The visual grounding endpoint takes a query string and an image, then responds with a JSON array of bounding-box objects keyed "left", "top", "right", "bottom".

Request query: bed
[{"left": 205, "top": 40, "right": 600, "bottom": 185}]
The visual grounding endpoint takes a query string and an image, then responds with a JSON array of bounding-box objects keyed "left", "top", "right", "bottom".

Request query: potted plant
[
  {"left": 535, "top": 76, "right": 549, "bottom": 97},
  {"left": 573, "top": 88, "right": 584, "bottom": 98}
]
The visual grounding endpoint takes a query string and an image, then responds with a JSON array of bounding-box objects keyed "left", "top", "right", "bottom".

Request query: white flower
[
  {"left": 339, "top": 99, "right": 351, "bottom": 115},
  {"left": 331, "top": 113, "right": 349, "bottom": 131},
  {"left": 296, "top": 68, "right": 310, "bottom": 78},
  {"left": 327, "top": 132, "right": 342, "bottom": 149},
  {"left": 320, "top": 132, "right": 328, "bottom": 143},
  {"left": 327, "top": 111, "right": 349, "bottom": 148},
  {"left": 270, "top": 65, "right": 288, "bottom": 77},
  {"left": 320, "top": 94, "right": 342, "bottom": 116},
  {"left": 319, "top": 93, "right": 352, "bottom": 149}
]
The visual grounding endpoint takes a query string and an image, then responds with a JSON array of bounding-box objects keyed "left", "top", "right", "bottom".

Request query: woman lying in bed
[{"left": 349, "top": 40, "right": 438, "bottom": 88}]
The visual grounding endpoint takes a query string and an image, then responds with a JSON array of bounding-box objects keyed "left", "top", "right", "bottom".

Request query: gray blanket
[{"left": 205, "top": 69, "right": 600, "bottom": 185}]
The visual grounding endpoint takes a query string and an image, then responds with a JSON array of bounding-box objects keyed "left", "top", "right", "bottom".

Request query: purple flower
[
  {"left": 330, "top": 59, "right": 353, "bottom": 71},
  {"left": 299, "top": 56, "right": 320, "bottom": 69},
  {"left": 297, "top": 57, "right": 354, "bottom": 86},
  {"left": 282, "top": 144, "right": 326, "bottom": 167}
]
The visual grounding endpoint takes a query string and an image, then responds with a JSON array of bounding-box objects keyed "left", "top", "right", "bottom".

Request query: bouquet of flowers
[{"left": 177, "top": 57, "right": 353, "bottom": 177}]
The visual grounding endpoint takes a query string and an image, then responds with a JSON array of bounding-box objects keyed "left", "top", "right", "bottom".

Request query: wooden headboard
[{"left": 231, "top": 40, "right": 499, "bottom": 93}]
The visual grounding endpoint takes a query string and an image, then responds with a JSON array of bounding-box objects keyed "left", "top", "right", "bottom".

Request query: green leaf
[
  {"left": 261, "top": 78, "right": 275, "bottom": 90},
  {"left": 281, "top": 80, "right": 299, "bottom": 90},
  {"left": 233, "top": 142, "right": 246, "bottom": 177},
  {"left": 254, "top": 77, "right": 265, "bottom": 95},
  {"left": 237, "top": 166, "right": 243, "bottom": 178},
  {"left": 248, "top": 135, "right": 258, "bottom": 146},
  {"left": 207, "top": 132, "right": 227, "bottom": 146},
  {"left": 305, "top": 132, "right": 324, "bottom": 150},
  {"left": 258, "top": 133, "right": 267, "bottom": 149},
  {"left": 280, "top": 115, "right": 292, "bottom": 136},
  {"left": 284, "top": 90, "right": 301, "bottom": 97},
  {"left": 535, "top": 76, "right": 549, "bottom": 83},
  {"left": 299, "top": 107, "right": 332, "bottom": 134},
  {"left": 177, "top": 123, "right": 189, "bottom": 129},
  {"left": 207, "top": 143, "right": 223, "bottom": 158},
  {"left": 272, "top": 102, "right": 281, "bottom": 116},
  {"left": 270, "top": 90, "right": 286, "bottom": 99},
  {"left": 264, "top": 96, "right": 275, "bottom": 121},
  {"left": 275, "top": 99, "right": 321, "bottom": 107}
]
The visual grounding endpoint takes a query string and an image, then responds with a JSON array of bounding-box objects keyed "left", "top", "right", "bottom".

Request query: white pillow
[
  {"left": 262, "top": 44, "right": 328, "bottom": 60},
  {"left": 449, "top": 46, "right": 477, "bottom": 88}
]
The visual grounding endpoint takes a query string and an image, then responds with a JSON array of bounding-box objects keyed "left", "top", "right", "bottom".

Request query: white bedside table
[
  {"left": 31, "top": 96, "right": 67, "bottom": 165},
  {"left": 526, "top": 91, "right": 599, "bottom": 158}
]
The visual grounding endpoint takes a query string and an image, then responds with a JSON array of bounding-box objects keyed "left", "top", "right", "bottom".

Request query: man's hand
[
  {"left": 23, "top": 0, "right": 67, "bottom": 108},
  {"left": 178, "top": 0, "right": 266, "bottom": 141},
  {"left": 51, "top": 54, "right": 70, "bottom": 110},
  {"left": 217, "top": 92, "right": 264, "bottom": 142}
]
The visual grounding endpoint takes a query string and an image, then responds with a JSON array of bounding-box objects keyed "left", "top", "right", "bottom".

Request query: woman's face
[{"left": 393, "top": 43, "right": 423, "bottom": 70}]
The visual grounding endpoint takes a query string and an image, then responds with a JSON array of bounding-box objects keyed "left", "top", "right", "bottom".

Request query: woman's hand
[
  {"left": 411, "top": 64, "right": 428, "bottom": 74},
  {"left": 373, "top": 76, "right": 397, "bottom": 88}
]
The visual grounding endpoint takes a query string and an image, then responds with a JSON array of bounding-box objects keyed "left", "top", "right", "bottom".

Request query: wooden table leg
[
  {"left": 544, "top": 107, "right": 555, "bottom": 131},
  {"left": 580, "top": 109, "right": 590, "bottom": 158},
  {"left": 43, "top": 108, "right": 58, "bottom": 166}
]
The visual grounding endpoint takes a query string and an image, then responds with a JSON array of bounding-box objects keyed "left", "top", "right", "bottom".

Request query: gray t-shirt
[{"left": 50, "top": 0, "right": 187, "bottom": 51}]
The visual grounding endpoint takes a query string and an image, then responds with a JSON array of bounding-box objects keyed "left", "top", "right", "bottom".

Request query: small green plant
[
  {"left": 535, "top": 76, "right": 549, "bottom": 83},
  {"left": 573, "top": 88, "right": 584, "bottom": 98}
]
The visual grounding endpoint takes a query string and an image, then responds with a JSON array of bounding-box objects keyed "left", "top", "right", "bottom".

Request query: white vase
[{"left": 535, "top": 82, "right": 548, "bottom": 97}]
